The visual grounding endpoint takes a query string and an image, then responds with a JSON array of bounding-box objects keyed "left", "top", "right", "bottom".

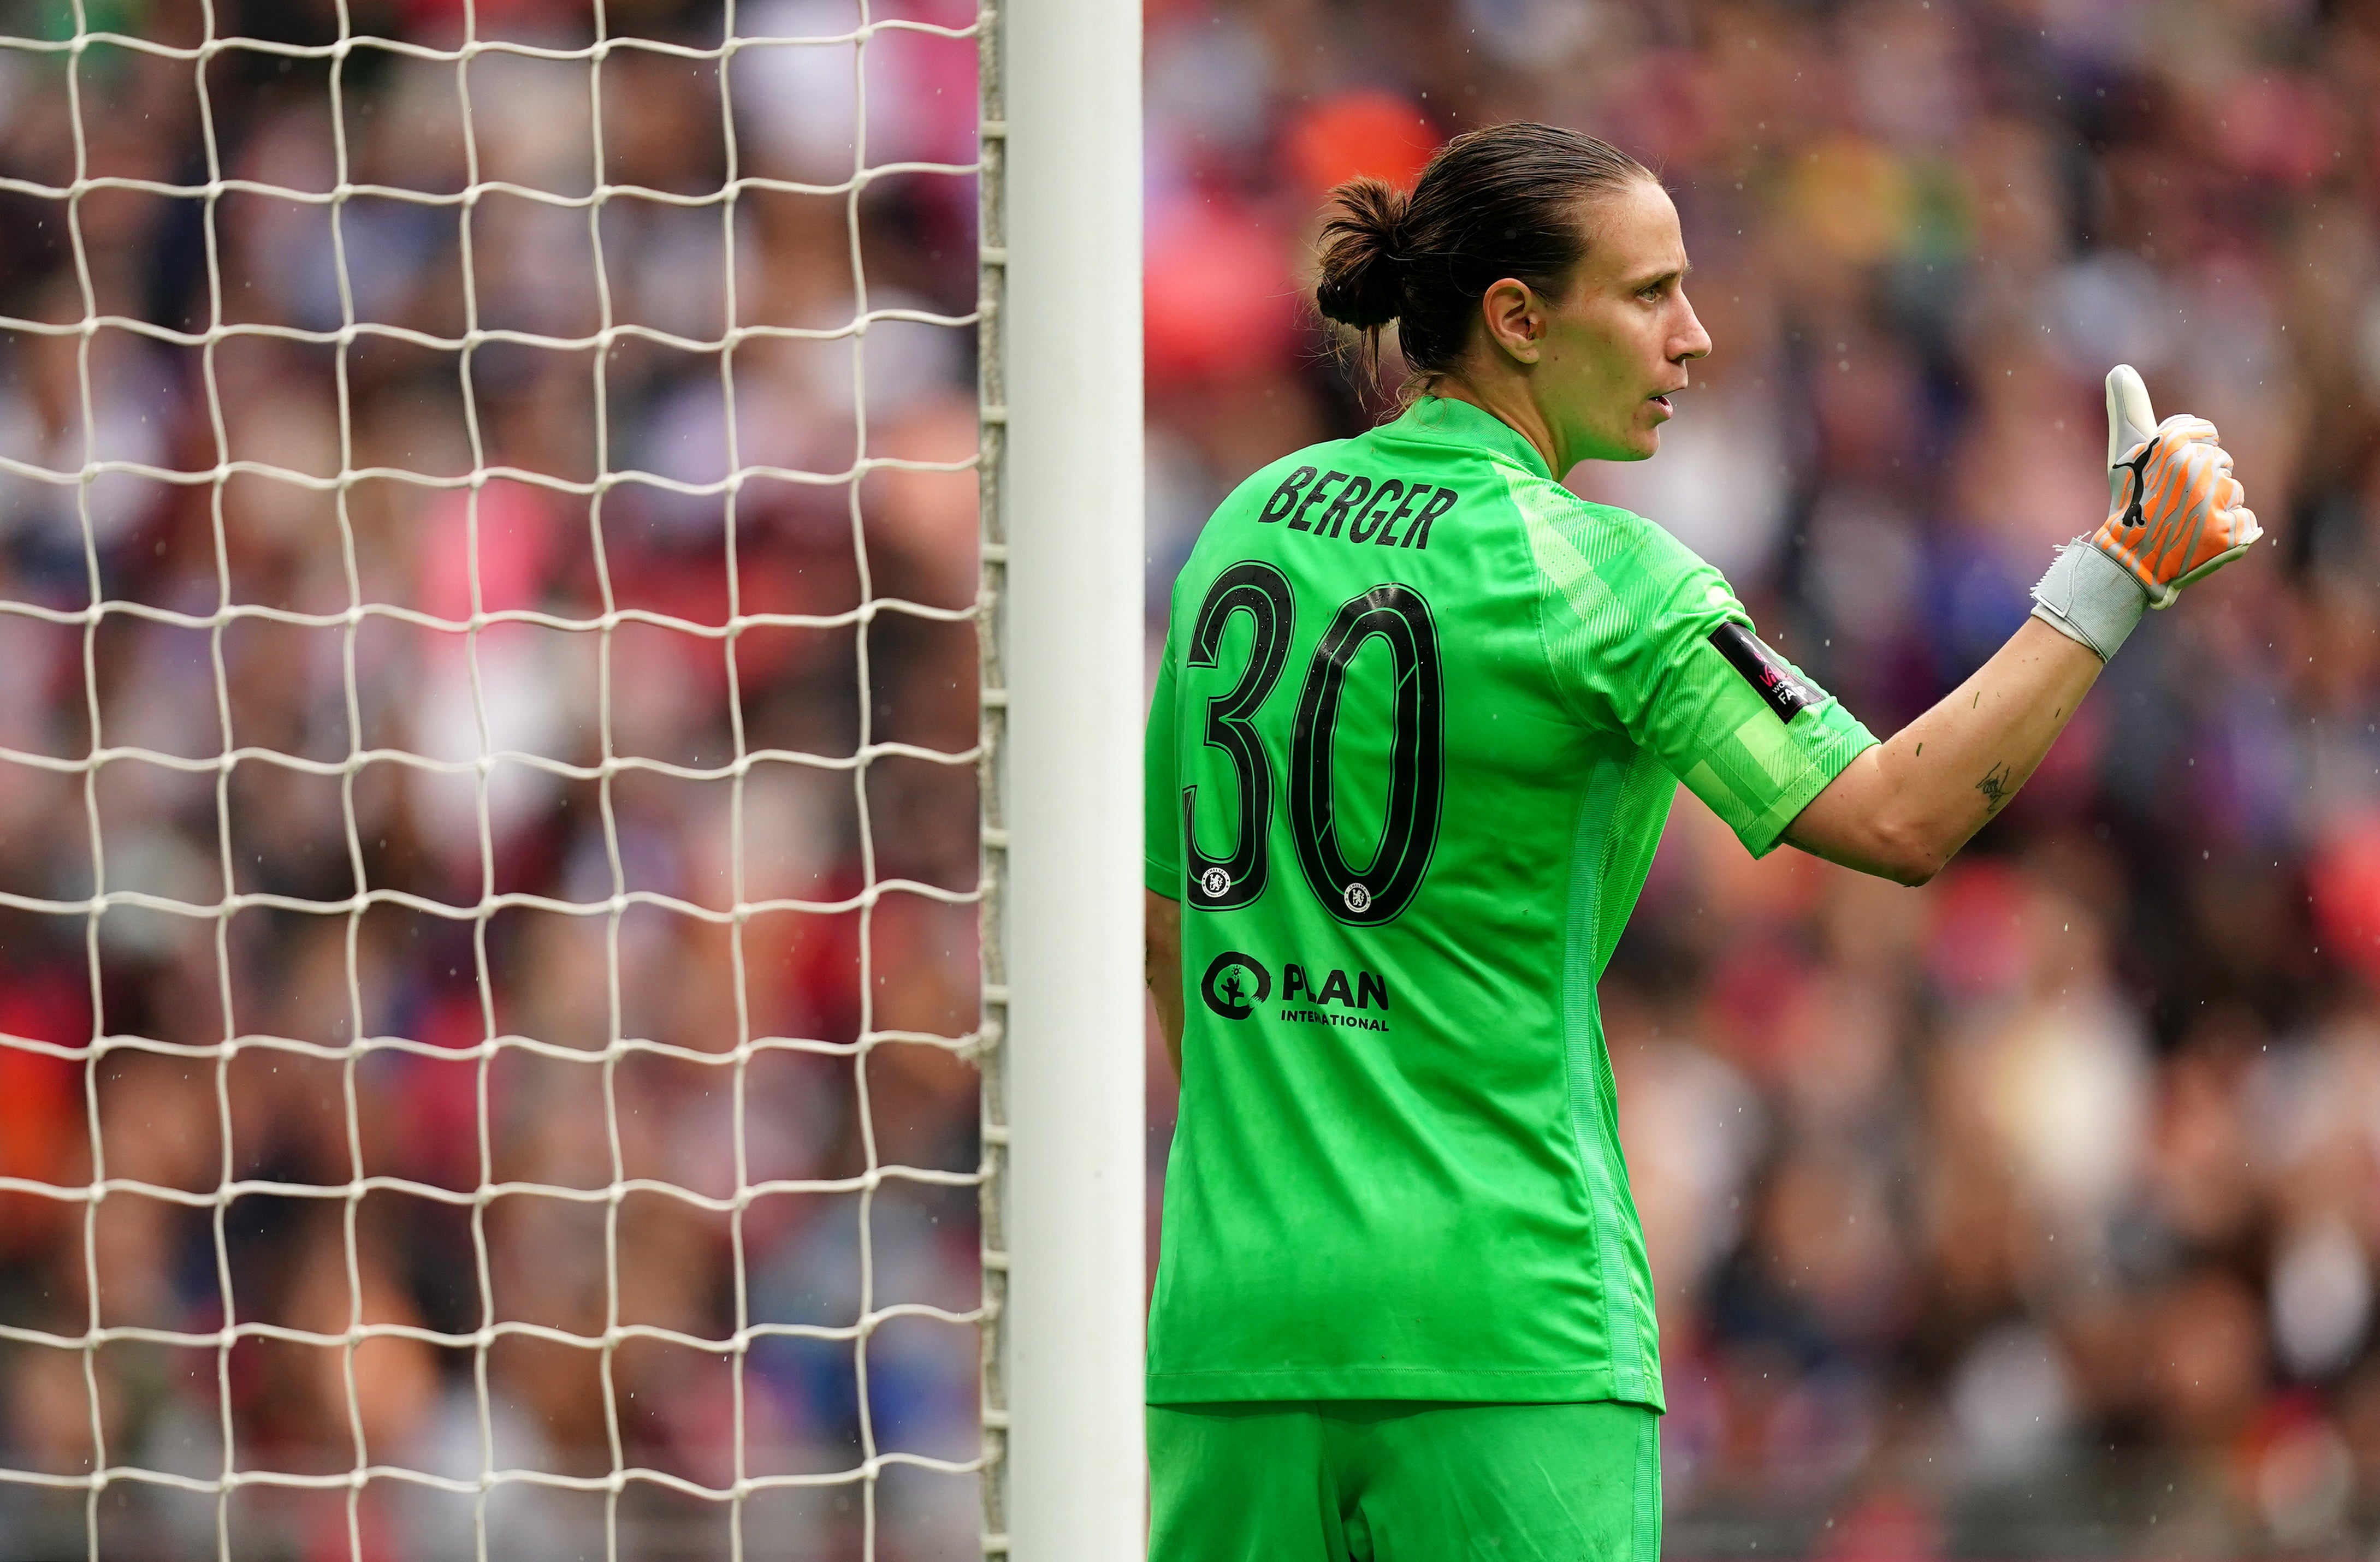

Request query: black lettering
[
  {"left": 1357, "top": 971, "right": 1387, "bottom": 1011},
  {"left": 1375, "top": 484, "right": 1426, "bottom": 547},
  {"left": 1402, "top": 486, "right": 1459, "bottom": 548},
  {"left": 1316, "top": 969, "right": 1354, "bottom": 1007},
  {"left": 1289, "top": 471, "right": 1346, "bottom": 532},
  {"left": 1282, "top": 964, "right": 1310, "bottom": 1002},
  {"left": 1347, "top": 480, "right": 1403, "bottom": 544},
  {"left": 1351, "top": 482, "right": 1404, "bottom": 544},
  {"left": 1289, "top": 584, "right": 1444, "bottom": 926},
  {"left": 1183, "top": 566, "right": 1295, "bottom": 907},
  {"left": 1257, "top": 466, "right": 1317, "bottom": 524},
  {"left": 1316, "top": 475, "right": 1372, "bottom": 538}
]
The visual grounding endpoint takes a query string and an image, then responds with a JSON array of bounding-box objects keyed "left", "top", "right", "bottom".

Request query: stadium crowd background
[{"left": 0, "top": 0, "right": 2377, "bottom": 1557}]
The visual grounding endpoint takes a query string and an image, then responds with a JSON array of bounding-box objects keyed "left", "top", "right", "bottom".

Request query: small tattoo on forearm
[{"left": 1975, "top": 762, "right": 2015, "bottom": 813}]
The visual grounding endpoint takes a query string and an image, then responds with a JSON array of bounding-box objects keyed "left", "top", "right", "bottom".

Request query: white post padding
[{"left": 997, "top": 0, "right": 1146, "bottom": 1553}]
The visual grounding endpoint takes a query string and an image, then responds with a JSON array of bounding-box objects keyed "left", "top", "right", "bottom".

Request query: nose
[{"left": 1673, "top": 295, "right": 1713, "bottom": 363}]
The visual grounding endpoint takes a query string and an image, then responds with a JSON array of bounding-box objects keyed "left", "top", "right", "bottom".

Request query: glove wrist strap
[{"left": 2030, "top": 539, "right": 2148, "bottom": 662}]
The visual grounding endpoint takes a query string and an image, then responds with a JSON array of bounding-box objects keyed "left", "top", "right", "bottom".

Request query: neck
[{"left": 1428, "top": 374, "right": 1567, "bottom": 477}]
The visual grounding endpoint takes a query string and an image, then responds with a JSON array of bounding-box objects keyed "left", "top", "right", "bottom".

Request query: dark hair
[{"left": 1314, "top": 122, "right": 1653, "bottom": 387}]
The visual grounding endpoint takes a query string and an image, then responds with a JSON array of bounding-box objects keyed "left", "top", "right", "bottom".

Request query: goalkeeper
[{"left": 1142, "top": 122, "right": 2257, "bottom": 1559}]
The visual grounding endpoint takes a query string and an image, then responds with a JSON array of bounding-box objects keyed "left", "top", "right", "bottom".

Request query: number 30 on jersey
[{"left": 1179, "top": 561, "right": 1445, "bottom": 926}]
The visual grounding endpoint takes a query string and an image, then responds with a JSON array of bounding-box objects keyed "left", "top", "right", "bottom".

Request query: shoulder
[
  {"left": 1514, "top": 479, "right": 1749, "bottom": 625},
  {"left": 1509, "top": 475, "right": 1718, "bottom": 580}
]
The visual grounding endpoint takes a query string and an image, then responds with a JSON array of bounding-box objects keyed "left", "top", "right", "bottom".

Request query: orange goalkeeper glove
[{"left": 2029, "top": 365, "right": 2263, "bottom": 660}]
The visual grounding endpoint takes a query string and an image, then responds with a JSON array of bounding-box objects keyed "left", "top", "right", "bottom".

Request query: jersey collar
[{"left": 1390, "top": 395, "right": 1554, "bottom": 482}]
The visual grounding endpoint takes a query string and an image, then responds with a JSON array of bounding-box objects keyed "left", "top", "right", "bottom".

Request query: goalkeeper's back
[{"left": 1142, "top": 391, "right": 1875, "bottom": 1406}]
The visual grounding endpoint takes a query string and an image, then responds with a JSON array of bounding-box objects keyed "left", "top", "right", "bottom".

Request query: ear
[{"left": 1479, "top": 277, "right": 1544, "bottom": 365}]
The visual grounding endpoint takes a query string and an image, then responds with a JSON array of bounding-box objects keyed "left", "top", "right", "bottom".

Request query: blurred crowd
[
  {"left": 5, "top": 0, "right": 2380, "bottom": 1557},
  {"left": 1139, "top": 0, "right": 2380, "bottom": 1557}
]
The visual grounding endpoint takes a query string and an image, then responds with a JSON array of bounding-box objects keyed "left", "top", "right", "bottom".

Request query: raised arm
[
  {"left": 1147, "top": 888, "right": 1185, "bottom": 1077},
  {"left": 1785, "top": 619, "right": 2099, "bottom": 884},
  {"left": 1786, "top": 365, "right": 2261, "bottom": 887}
]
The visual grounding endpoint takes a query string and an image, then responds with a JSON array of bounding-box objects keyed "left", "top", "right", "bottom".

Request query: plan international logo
[
  {"left": 1200, "top": 951, "right": 1389, "bottom": 1031},
  {"left": 1200, "top": 951, "right": 1271, "bottom": 1019}
]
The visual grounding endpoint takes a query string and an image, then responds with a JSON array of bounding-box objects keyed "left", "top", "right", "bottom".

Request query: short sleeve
[
  {"left": 1145, "top": 636, "right": 1183, "bottom": 896},
  {"left": 1524, "top": 491, "right": 1879, "bottom": 858}
]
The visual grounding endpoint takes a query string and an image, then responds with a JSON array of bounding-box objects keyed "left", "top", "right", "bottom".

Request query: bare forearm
[
  {"left": 1786, "top": 618, "right": 2103, "bottom": 883},
  {"left": 1145, "top": 889, "right": 1184, "bottom": 1077}
]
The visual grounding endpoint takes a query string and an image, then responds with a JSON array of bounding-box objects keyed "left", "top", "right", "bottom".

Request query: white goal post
[{"left": 979, "top": 0, "right": 1146, "bottom": 1554}]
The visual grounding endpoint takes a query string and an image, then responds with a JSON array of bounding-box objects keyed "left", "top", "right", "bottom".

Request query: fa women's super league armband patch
[{"left": 1708, "top": 622, "right": 1817, "bottom": 723}]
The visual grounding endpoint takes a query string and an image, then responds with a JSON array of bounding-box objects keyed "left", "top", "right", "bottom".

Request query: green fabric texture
[
  {"left": 1147, "top": 1398, "right": 1662, "bottom": 1562},
  {"left": 1145, "top": 395, "right": 1877, "bottom": 1407}
]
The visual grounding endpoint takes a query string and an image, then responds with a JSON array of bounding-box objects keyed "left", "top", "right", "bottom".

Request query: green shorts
[{"left": 1147, "top": 1399, "right": 1661, "bottom": 1561}]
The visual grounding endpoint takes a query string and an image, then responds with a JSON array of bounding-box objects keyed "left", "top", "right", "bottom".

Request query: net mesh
[{"left": 0, "top": 2, "right": 998, "bottom": 1557}]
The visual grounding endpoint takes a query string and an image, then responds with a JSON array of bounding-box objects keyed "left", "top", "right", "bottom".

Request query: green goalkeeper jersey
[{"left": 1143, "top": 395, "right": 1878, "bottom": 1408}]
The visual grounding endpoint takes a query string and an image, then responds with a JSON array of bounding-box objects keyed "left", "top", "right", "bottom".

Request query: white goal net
[{"left": 0, "top": 1, "right": 1013, "bottom": 1557}]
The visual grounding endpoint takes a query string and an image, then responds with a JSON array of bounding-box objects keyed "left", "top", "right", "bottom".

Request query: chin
[{"left": 1580, "top": 422, "right": 1661, "bottom": 463}]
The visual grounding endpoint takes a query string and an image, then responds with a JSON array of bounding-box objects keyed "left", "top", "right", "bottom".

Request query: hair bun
[{"left": 1314, "top": 177, "right": 1410, "bottom": 329}]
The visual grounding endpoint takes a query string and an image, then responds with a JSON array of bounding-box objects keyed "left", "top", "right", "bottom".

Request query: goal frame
[{"left": 975, "top": 0, "right": 1146, "bottom": 1554}]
